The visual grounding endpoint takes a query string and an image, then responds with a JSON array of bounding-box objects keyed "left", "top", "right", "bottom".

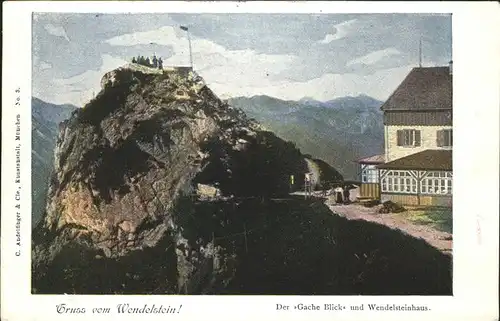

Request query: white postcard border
[{"left": 1, "top": 2, "right": 499, "bottom": 321}]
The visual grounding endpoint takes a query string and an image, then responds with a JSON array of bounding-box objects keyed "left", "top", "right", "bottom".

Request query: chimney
[{"left": 448, "top": 60, "right": 453, "bottom": 75}]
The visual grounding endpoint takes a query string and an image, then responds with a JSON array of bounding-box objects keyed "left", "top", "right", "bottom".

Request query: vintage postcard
[{"left": 1, "top": 1, "right": 499, "bottom": 321}]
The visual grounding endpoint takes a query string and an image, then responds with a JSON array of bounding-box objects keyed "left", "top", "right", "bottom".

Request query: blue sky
[{"left": 32, "top": 13, "right": 451, "bottom": 106}]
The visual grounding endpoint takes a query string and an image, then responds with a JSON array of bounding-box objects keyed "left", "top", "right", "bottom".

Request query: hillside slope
[
  {"left": 32, "top": 98, "right": 77, "bottom": 228},
  {"left": 228, "top": 95, "right": 384, "bottom": 179}
]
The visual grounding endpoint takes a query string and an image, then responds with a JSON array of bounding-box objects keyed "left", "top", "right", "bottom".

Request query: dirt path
[{"left": 326, "top": 202, "right": 452, "bottom": 254}]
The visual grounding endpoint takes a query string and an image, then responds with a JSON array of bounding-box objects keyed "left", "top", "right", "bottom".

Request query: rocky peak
[
  {"left": 42, "top": 67, "right": 252, "bottom": 239},
  {"left": 32, "top": 65, "right": 313, "bottom": 293}
]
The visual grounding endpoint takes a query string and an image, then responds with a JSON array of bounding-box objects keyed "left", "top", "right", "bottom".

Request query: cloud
[
  {"left": 105, "top": 26, "right": 180, "bottom": 47},
  {"left": 208, "top": 64, "right": 414, "bottom": 102},
  {"left": 39, "top": 61, "right": 52, "bottom": 70},
  {"left": 105, "top": 26, "right": 228, "bottom": 66},
  {"left": 34, "top": 54, "right": 127, "bottom": 106},
  {"left": 106, "top": 25, "right": 297, "bottom": 87},
  {"left": 35, "top": 24, "right": 413, "bottom": 107},
  {"left": 44, "top": 24, "right": 70, "bottom": 41},
  {"left": 32, "top": 15, "right": 451, "bottom": 106},
  {"left": 319, "top": 19, "right": 358, "bottom": 44},
  {"left": 346, "top": 48, "right": 402, "bottom": 67}
]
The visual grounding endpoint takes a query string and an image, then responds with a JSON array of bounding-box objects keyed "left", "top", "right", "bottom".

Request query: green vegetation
[
  {"left": 184, "top": 197, "right": 452, "bottom": 295},
  {"left": 195, "top": 130, "right": 310, "bottom": 197},
  {"left": 404, "top": 207, "right": 453, "bottom": 233}
]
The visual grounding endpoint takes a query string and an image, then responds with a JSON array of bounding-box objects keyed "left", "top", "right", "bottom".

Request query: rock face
[
  {"left": 32, "top": 98, "right": 77, "bottom": 228},
  {"left": 32, "top": 65, "right": 312, "bottom": 294}
]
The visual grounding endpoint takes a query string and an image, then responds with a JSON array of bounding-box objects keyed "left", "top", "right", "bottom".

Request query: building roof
[
  {"left": 355, "top": 154, "right": 385, "bottom": 164},
  {"left": 377, "top": 149, "right": 452, "bottom": 171},
  {"left": 381, "top": 67, "right": 452, "bottom": 111}
]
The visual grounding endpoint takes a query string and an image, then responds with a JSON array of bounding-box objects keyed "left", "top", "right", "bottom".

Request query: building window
[
  {"left": 437, "top": 129, "right": 453, "bottom": 147},
  {"left": 397, "top": 129, "right": 421, "bottom": 147},
  {"left": 421, "top": 171, "right": 452, "bottom": 195},
  {"left": 381, "top": 170, "right": 417, "bottom": 194},
  {"left": 361, "top": 165, "right": 379, "bottom": 183}
]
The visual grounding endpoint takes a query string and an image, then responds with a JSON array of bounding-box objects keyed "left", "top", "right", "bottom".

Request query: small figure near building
[
  {"left": 333, "top": 185, "right": 344, "bottom": 204},
  {"left": 343, "top": 185, "right": 350, "bottom": 204},
  {"left": 304, "top": 173, "right": 313, "bottom": 198}
]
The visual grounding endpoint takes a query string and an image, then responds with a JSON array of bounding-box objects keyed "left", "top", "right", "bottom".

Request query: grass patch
[{"left": 403, "top": 207, "right": 453, "bottom": 233}]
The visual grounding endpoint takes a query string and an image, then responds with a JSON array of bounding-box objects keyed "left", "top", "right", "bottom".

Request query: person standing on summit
[{"left": 152, "top": 54, "right": 158, "bottom": 68}]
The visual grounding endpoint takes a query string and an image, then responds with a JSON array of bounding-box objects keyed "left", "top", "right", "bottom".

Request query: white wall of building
[{"left": 385, "top": 125, "right": 452, "bottom": 162}]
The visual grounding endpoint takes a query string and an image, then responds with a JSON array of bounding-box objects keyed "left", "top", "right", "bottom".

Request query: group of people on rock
[{"left": 131, "top": 54, "right": 163, "bottom": 69}]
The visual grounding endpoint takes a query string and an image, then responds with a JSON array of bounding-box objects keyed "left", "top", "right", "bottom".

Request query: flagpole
[
  {"left": 180, "top": 26, "right": 194, "bottom": 70},
  {"left": 187, "top": 30, "right": 193, "bottom": 70}
]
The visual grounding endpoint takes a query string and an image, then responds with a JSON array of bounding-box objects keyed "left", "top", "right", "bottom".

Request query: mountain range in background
[
  {"left": 32, "top": 98, "right": 77, "bottom": 227},
  {"left": 228, "top": 94, "right": 384, "bottom": 180}
]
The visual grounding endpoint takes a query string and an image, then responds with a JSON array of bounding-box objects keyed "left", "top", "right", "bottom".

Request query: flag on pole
[{"left": 180, "top": 26, "right": 188, "bottom": 31}]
